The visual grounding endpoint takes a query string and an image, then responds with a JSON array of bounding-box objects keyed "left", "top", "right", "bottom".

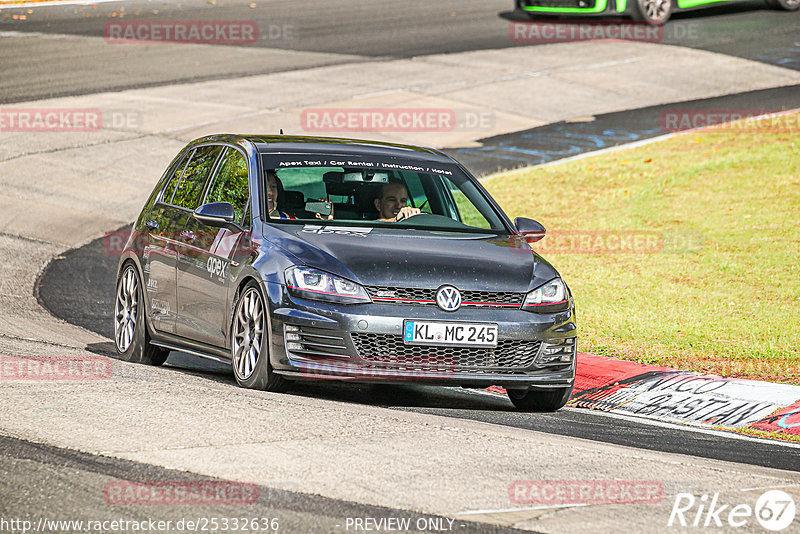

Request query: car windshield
[{"left": 260, "top": 155, "right": 508, "bottom": 233}]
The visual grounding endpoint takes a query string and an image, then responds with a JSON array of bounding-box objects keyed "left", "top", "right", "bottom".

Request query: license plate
[{"left": 403, "top": 321, "right": 498, "bottom": 348}]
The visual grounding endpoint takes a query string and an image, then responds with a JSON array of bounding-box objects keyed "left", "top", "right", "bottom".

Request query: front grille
[
  {"left": 351, "top": 333, "right": 542, "bottom": 373},
  {"left": 286, "top": 325, "right": 349, "bottom": 359},
  {"left": 366, "top": 286, "right": 524, "bottom": 308},
  {"left": 368, "top": 286, "right": 435, "bottom": 302}
]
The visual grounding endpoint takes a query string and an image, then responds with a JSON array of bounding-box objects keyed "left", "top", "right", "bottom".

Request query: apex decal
[
  {"left": 301, "top": 225, "right": 372, "bottom": 237},
  {"left": 206, "top": 257, "right": 228, "bottom": 279}
]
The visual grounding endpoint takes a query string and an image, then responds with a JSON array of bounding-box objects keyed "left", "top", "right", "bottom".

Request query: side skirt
[{"left": 150, "top": 333, "right": 231, "bottom": 364}]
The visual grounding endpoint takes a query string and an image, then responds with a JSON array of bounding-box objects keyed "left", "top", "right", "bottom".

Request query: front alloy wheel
[
  {"left": 231, "top": 282, "right": 288, "bottom": 392},
  {"left": 765, "top": 0, "right": 800, "bottom": 10},
  {"left": 633, "top": 0, "right": 672, "bottom": 24},
  {"left": 114, "top": 263, "right": 168, "bottom": 365}
]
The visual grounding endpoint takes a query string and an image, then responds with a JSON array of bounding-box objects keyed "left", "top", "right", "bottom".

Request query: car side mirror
[
  {"left": 193, "top": 202, "right": 240, "bottom": 231},
  {"left": 515, "top": 217, "right": 546, "bottom": 243}
]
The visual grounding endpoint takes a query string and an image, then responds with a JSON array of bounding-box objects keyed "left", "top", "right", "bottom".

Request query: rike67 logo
[{"left": 669, "top": 490, "right": 796, "bottom": 531}]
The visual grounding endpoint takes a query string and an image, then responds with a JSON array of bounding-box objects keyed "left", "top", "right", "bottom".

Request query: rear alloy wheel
[
  {"left": 114, "top": 263, "right": 169, "bottom": 366},
  {"left": 633, "top": 0, "right": 672, "bottom": 24},
  {"left": 231, "top": 282, "right": 289, "bottom": 392},
  {"left": 508, "top": 386, "right": 573, "bottom": 412},
  {"left": 765, "top": 0, "right": 800, "bottom": 10}
]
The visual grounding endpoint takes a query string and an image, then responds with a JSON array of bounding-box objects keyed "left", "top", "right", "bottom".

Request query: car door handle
[
  {"left": 181, "top": 230, "right": 195, "bottom": 241},
  {"left": 146, "top": 220, "right": 159, "bottom": 231}
]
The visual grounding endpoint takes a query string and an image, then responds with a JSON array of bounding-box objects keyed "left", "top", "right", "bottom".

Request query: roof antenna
[{"left": 279, "top": 128, "right": 284, "bottom": 135}]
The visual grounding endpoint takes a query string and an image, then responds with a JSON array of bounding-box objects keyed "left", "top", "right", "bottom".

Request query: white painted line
[
  {"left": 0, "top": 30, "right": 89, "bottom": 39},
  {"left": 457, "top": 503, "right": 589, "bottom": 516},
  {"left": 740, "top": 484, "right": 800, "bottom": 492},
  {"left": 0, "top": 0, "right": 127, "bottom": 9},
  {"left": 353, "top": 89, "right": 403, "bottom": 100}
]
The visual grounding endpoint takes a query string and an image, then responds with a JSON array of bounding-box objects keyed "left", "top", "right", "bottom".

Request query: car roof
[{"left": 187, "top": 134, "right": 458, "bottom": 165}]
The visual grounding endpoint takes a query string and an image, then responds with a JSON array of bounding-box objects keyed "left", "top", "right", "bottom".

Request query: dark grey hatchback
[{"left": 115, "top": 135, "right": 577, "bottom": 411}]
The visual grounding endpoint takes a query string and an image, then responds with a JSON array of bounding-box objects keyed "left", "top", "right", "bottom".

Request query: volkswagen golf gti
[{"left": 114, "top": 135, "right": 577, "bottom": 411}]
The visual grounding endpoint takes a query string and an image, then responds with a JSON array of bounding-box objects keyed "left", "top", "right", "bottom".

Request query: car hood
[{"left": 265, "top": 223, "right": 558, "bottom": 292}]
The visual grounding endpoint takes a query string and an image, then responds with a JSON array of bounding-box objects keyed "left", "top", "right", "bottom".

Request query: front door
[{"left": 176, "top": 146, "right": 251, "bottom": 348}]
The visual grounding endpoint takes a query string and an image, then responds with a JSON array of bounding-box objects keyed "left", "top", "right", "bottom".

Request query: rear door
[
  {"left": 175, "top": 146, "right": 250, "bottom": 347},
  {"left": 141, "top": 151, "right": 191, "bottom": 334}
]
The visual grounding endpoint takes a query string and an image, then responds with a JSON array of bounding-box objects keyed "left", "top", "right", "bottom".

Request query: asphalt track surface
[
  {"left": 0, "top": 434, "right": 526, "bottom": 534},
  {"left": 36, "top": 92, "right": 800, "bottom": 473},
  {"left": 1, "top": 0, "right": 799, "bottom": 103}
]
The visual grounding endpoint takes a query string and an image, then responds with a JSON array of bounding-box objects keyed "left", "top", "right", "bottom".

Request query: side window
[
  {"left": 403, "top": 173, "right": 433, "bottom": 214},
  {"left": 206, "top": 148, "right": 251, "bottom": 225},
  {"left": 442, "top": 176, "right": 492, "bottom": 230},
  {"left": 161, "top": 150, "right": 192, "bottom": 204},
  {"left": 172, "top": 145, "right": 223, "bottom": 210}
]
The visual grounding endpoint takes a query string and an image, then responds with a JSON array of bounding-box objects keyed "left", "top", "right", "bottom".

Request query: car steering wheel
[{"left": 395, "top": 211, "right": 422, "bottom": 222}]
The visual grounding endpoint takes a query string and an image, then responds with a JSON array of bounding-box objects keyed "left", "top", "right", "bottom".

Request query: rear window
[
  {"left": 171, "top": 145, "right": 223, "bottom": 210},
  {"left": 161, "top": 150, "right": 191, "bottom": 204}
]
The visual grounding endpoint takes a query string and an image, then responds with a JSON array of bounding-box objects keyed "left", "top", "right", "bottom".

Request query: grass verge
[
  {"left": 483, "top": 113, "right": 800, "bottom": 386},
  {"left": 728, "top": 427, "right": 800, "bottom": 444}
]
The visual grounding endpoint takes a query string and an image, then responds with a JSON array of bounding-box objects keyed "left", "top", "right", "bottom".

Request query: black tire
[
  {"left": 508, "top": 386, "right": 573, "bottom": 412},
  {"left": 114, "top": 263, "right": 169, "bottom": 366},
  {"left": 231, "top": 281, "right": 289, "bottom": 392},
  {"left": 765, "top": 0, "right": 800, "bottom": 10},
  {"left": 632, "top": 0, "right": 672, "bottom": 24}
]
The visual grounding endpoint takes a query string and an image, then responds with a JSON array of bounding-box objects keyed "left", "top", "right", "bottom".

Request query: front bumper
[{"left": 267, "top": 285, "right": 577, "bottom": 389}]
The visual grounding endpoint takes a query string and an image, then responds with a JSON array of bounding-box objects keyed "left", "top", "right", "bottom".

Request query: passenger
[
  {"left": 374, "top": 181, "right": 421, "bottom": 222},
  {"left": 266, "top": 171, "right": 295, "bottom": 220}
]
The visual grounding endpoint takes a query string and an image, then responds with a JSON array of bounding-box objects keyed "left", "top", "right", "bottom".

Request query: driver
[
  {"left": 266, "top": 171, "right": 295, "bottom": 220},
  {"left": 374, "top": 181, "right": 421, "bottom": 222}
]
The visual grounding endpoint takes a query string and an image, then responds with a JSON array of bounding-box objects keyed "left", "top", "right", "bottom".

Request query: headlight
[
  {"left": 285, "top": 266, "right": 371, "bottom": 304},
  {"left": 522, "top": 278, "right": 569, "bottom": 311}
]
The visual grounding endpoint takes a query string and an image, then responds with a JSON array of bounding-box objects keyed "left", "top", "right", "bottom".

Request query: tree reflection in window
[
  {"left": 172, "top": 145, "right": 223, "bottom": 210},
  {"left": 206, "top": 148, "right": 250, "bottom": 226},
  {"left": 161, "top": 150, "right": 190, "bottom": 205}
]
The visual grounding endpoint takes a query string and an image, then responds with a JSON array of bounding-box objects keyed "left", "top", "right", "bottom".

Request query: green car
[{"left": 517, "top": 0, "right": 798, "bottom": 25}]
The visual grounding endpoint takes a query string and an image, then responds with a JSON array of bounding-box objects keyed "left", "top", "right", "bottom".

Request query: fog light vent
[{"left": 536, "top": 338, "right": 576, "bottom": 364}]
